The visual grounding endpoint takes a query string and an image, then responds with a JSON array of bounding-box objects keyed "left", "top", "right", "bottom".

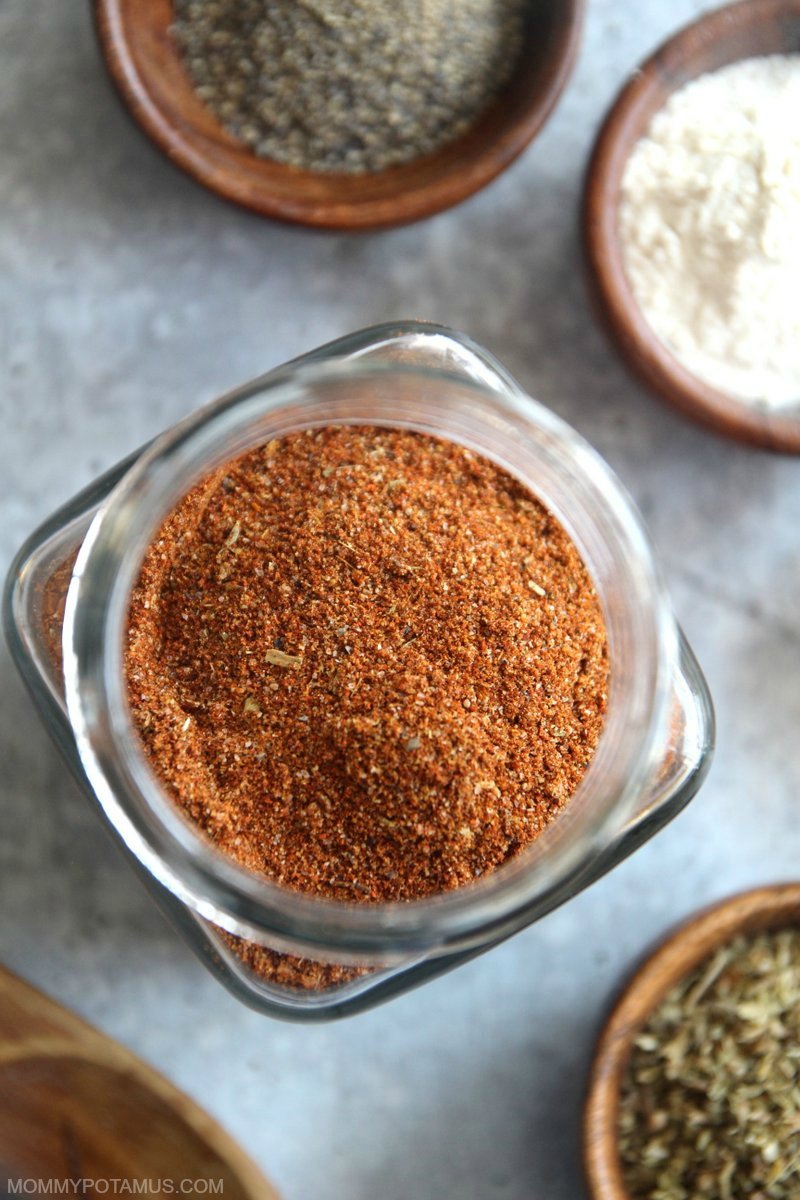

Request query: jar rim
[{"left": 63, "top": 340, "right": 675, "bottom": 959}]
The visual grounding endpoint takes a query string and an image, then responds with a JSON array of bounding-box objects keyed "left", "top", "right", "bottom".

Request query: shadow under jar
[{"left": 4, "top": 323, "right": 714, "bottom": 1020}]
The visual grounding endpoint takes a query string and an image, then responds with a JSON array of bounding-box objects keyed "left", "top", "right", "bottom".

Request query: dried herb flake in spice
[
  {"left": 170, "top": 0, "right": 527, "bottom": 173},
  {"left": 125, "top": 427, "right": 608, "bottom": 910},
  {"left": 619, "top": 928, "right": 800, "bottom": 1200}
]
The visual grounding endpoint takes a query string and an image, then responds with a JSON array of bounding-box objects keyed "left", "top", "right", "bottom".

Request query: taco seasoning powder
[{"left": 122, "top": 426, "right": 609, "bottom": 988}]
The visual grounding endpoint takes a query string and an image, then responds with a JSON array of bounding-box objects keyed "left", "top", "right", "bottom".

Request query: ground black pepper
[{"left": 171, "top": 0, "right": 527, "bottom": 173}]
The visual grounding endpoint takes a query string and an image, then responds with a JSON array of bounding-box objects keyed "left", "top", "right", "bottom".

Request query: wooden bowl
[
  {"left": 0, "top": 965, "right": 279, "bottom": 1195},
  {"left": 584, "top": 883, "right": 800, "bottom": 1200},
  {"left": 93, "top": 0, "right": 584, "bottom": 231},
  {"left": 583, "top": 0, "right": 800, "bottom": 453}
]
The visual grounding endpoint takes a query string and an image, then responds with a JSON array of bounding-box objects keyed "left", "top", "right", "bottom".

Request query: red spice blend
[{"left": 125, "top": 426, "right": 609, "bottom": 904}]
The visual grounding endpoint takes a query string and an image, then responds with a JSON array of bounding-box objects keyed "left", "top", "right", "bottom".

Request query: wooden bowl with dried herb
[
  {"left": 584, "top": 884, "right": 800, "bottom": 1200},
  {"left": 93, "top": 0, "right": 584, "bottom": 230}
]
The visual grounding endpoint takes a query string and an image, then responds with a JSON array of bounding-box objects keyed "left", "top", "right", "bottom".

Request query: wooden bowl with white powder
[{"left": 583, "top": 0, "right": 800, "bottom": 454}]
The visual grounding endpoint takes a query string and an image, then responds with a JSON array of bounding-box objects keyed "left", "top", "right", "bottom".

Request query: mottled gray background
[{"left": 1, "top": 1, "right": 798, "bottom": 1197}]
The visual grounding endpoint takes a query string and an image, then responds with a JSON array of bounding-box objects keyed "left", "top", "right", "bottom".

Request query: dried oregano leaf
[
  {"left": 619, "top": 928, "right": 800, "bottom": 1200},
  {"left": 264, "top": 649, "right": 303, "bottom": 668}
]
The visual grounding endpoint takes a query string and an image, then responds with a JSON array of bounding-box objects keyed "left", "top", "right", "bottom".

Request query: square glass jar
[{"left": 4, "top": 323, "right": 714, "bottom": 1020}]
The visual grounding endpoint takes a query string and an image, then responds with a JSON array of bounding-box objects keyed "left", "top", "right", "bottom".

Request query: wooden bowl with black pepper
[
  {"left": 93, "top": 0, "right": 584, "bottom": 230},
  {"left": 583, "top": 0, "right": 800, "bottom": 453},
  {"left": 584, "top": 883, "right": 800, "bottom": 1200}
]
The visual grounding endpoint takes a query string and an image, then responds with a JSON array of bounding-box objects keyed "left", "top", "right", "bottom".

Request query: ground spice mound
[
  {"left": 125, "top": 427, "right": 608, "bottom": 904},
  {"left": 218, "top": 931, "right": 370, "bottom": 993}
]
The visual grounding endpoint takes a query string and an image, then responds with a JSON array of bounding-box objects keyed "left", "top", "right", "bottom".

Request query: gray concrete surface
[{"left": 1, "top": 1, "right": 799, "bottom": 1197}]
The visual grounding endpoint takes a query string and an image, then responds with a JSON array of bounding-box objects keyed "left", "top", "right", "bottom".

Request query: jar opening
[{"left": 63, "top": 356, "right": 674, "bottom": 959}]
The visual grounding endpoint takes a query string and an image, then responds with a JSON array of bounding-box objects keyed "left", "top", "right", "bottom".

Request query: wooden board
[{"left": 0, "top": 965, "right": 280, "bottom": 1195}]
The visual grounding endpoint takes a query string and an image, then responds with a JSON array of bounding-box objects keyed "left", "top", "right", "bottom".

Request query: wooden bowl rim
[
  {"left": 583, "top": 882, "right": 800, "bottom": 1200},
  {"left": 583, "top": 0, "right": 800, "bottom": 454},
  {"left": 0, "top": 964, "right": 279, "bottom": 1197},
  {"left": 0, "top": 1049, "right": 275, "bottom": 1194},
  {"left": 93, "top": 0, "right": 585, "bottom": 231}
]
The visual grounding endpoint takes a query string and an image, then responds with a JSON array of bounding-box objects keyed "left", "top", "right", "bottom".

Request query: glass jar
[{"left": 4, "top": 322, "right": 714, "bottom": 1021}]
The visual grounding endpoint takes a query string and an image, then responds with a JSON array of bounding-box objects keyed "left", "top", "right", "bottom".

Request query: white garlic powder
[{"left": 619, "top": 55, "right": 800, "bottom": 409}]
